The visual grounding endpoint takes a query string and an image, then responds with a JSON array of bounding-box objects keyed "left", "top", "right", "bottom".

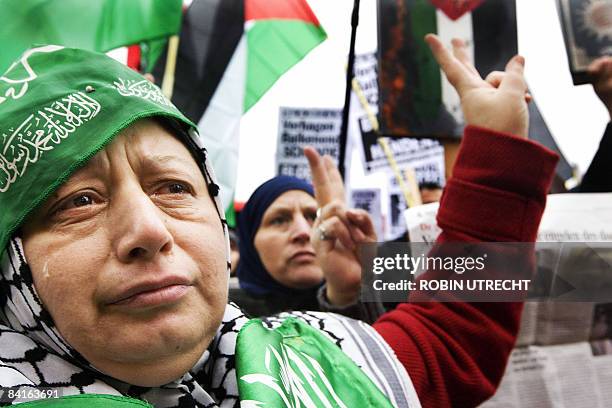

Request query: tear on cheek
[{"left": 42, "top": 261, "right": 51, "bottom": 279}]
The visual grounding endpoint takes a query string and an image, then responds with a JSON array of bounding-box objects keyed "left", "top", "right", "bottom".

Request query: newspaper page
[
  {"left": 404, "top": 193, "right": 612, "bottom": 244},
  {"left": 481, "top": 342, "right": 612, "bottom": 407},
  {"left": 404, "top": 194, "right": 612, "bottom": 346},
  {"left": 478, "top": 194, "right": 612, "bottom": 406},
  {"left": 401, "top": 194, "right": 612, "bottom": 406}
]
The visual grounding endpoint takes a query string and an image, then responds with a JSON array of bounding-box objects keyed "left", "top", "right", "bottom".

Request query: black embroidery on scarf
[
  {"left": 195, "top": 305, "right": 248, "bottom": 406},
  {"left": 261, "top": 311, "right": 345, "bottom": 348},
  {"left": 5, "top": 247, "right": 47, "bottom": 332},
  {"left": 70, "top": 371, "right": 96, "bottom": 391},
  {"left": 126, "top": 385, "right": 151, "bottom": 398},
  {"left": 0, "top": 269, "right": 7, "bottom": 309},
  {"left": 177, "top": 393, "right": 197, "bottom": 407}
]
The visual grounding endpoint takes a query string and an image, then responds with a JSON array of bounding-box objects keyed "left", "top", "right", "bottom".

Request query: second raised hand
[{"left": 425, "top": 34, "right": 530, "bottom": 139}]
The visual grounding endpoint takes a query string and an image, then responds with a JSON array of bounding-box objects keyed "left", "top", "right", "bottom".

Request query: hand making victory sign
[
  {"left": 304, "top": 147, "right": 377, "bottom": 306},
  {"left": 425, "top": 34, "right": 530, "bottom": 138}
]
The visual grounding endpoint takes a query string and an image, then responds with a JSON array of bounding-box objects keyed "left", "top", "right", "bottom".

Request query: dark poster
[{"left": 378, "top": 0, "right": 518, "bottom": 139}]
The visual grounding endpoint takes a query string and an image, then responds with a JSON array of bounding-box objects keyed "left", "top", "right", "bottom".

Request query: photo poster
[
  {"left": 386, "top": 146, "right": 446, "bottom": 239},
  {"left": 275, "top": 107, "right": 342, "bottom": 181},
  {"left": 557, "top": 0, "right": 612, "bottom": 85},
  {"left": 377, "top": 0, "right": 518, "bottom": 139}
]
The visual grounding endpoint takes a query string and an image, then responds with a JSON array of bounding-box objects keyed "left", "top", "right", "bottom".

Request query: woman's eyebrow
[
  {"left": 267, "top": 206, "right": 292, "bottom": 214},
  {"left": 263, "top": 207, "right": 293, "bottom": 220},
  {"left": 141, "top": 155, "right": 193, "bottom": 172}
]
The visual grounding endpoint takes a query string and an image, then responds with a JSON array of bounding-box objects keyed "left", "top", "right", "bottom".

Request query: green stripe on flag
[
  {"left": 1, "top": 0, "right": 182, "bottom": 73},
  {"left": 245, "top": 20, "right": 326, "bottom": 112},
  {"left": 225, "top": 201, "right": 237, "bottom": 229},
  {"left": 411, "top": 0, "right": 441, "bottom": 121}
]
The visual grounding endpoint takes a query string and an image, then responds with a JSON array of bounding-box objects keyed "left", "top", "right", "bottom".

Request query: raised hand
[
  {"left": 425, "top": 34, "right": 530, "bottom": 138},
  {"left": 588, "top": 56, "right": 612, "bottom": 120},
  {"left": 304, "top": 147, "right": 377, "bottom": 306}
]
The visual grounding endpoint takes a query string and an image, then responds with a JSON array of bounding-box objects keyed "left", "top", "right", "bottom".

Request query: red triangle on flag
[{"left": 429, "top": 0, "right": 485, "bottom": 20}]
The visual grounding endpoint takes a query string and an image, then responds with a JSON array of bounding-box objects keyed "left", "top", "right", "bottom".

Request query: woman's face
[
  {"left": 254, "top": 190, "right": 323, "bottom": 289},
  {"left": 21, "top": 119, "right": 228, "bottom": 386}
]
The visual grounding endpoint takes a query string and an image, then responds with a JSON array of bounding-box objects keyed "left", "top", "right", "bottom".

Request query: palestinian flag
[
  {"left": 154, "top": 0, "right": 326, "bottom": 223},
  {"left": 429, "top": 0, "right": 484, "bottom": 20},
  {"left": 378, "top": 0, "right": 518, "bottom": 138},
  {"left": 0, "top": 0, "right": 182, "bottom": 73}
]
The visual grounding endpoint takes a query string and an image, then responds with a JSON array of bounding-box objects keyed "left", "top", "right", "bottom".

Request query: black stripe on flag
[{"left": 153, "top": 0, "right": 244, "bottom": 123}]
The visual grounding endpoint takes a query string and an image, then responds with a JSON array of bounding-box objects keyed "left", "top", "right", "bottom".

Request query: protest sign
[{"left": 276, "top": 107, "right": 342, "bottom": 180}]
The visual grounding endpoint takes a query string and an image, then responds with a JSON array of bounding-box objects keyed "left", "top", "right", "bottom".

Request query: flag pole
[
  {"left": 161, "top": 35, "right": 180, "bottom": 99},
  {"left": 338, "top": 0, "right": 361, "bottom": 180}
]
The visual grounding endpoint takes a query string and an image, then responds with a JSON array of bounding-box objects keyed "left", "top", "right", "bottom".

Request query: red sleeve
[{"left": 373, "top": 126, "right": 559, "bottom": 408}]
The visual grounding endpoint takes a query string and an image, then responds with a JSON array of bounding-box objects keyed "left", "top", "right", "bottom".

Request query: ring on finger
[{"left": 317, "top": 224, "right": 331, "bottom": 241}]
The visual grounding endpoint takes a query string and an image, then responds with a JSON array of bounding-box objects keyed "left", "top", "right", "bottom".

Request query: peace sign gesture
[
  {"left": 425, "top": 34, "right": 530, "bottom": 138},
  {"left": 304, "top": 147, "right": 376, "bottom": 306}
]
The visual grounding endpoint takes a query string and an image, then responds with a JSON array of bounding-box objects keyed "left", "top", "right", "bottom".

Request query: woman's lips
[
  {"left": 110, "top": 284, "right": 192, "bottom": 308},
  {"left": 290, "top": 251, "right": 316, "bottom": 262}
]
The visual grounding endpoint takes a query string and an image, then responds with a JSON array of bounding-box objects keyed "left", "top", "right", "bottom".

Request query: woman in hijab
[
  {"left": 232, "top": 176, "right": 321, "bottom": 315},
  {"left": 0, "top": 35, "right": 559, "bottom": 408},
  {"left": 230, "top": 174, "right": 377, "bottom": 318}
]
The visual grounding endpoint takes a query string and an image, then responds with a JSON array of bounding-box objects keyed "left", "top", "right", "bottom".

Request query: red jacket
[{"left": 374, "top": 126, "right": 559, "bottom": 408}]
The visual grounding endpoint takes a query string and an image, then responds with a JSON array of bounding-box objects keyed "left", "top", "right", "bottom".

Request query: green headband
[{"left": 0, "top": 46, "right": 196, "bottom": 252}]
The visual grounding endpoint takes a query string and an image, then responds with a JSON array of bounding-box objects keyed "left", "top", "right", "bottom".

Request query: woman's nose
[
  {"left": 290, "top": 214, "right": 312, "bottom": 244},
  {"left": 114, "top": 191, "right": 174, "bottom": 262}
]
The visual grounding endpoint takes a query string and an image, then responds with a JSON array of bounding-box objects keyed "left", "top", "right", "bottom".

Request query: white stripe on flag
[
  {"left": 106, "top": 47, "right": 128, "bottom": 66},
  {"left": 436, "top": 9, "right": 474, "bottom": 125},
  {"left": 197, "top": 35, "right": 247, "bottom": 210}
]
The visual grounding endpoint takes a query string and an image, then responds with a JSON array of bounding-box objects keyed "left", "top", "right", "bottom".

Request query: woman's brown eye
[
  {"left": 168, "top": 183, "right": 188, "bottom": 194},
  {"left": 270, "top": 216, "right": 290, "bottom": 225},
  {"left": 72, "top": 194, "right": 93, "bottom": 207}
]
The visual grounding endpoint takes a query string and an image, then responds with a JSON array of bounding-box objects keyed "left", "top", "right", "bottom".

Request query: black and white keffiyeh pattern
[{"left": 0, "top": 129, "right": 420, "bottom": 407}]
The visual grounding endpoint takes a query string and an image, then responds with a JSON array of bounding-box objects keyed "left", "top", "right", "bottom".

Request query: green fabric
[
  {"left": 224, "top": 201, "right": 236, "bottom": 229},
  {"left": 236, "top": 317, "right": 394, "bottom": 407},
  {"left": 245, "top": 20, "right": 326, "bottom": 112},
  {"left": 140, "top": 37, "right": 169, "bottom": 74},
  {"left": 0, "top": 0, "right": 182, "bottom": 74},
  {"left": 10, "top": 394, "right": 152, "bottom": 407},
  {"left": 410, "top": 0, "right": 441, "bottom": 121},
  {"left": 0, "top": 46, "right": 196, "bottom": 253}
]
